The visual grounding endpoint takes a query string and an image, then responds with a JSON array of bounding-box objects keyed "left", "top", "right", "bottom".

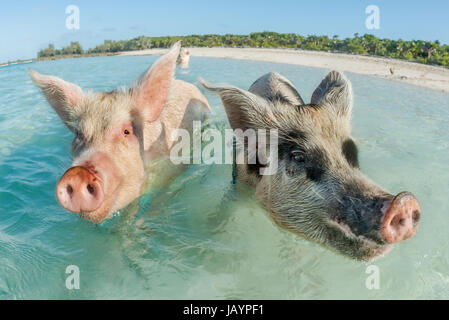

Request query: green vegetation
[
  {"left": 38, "top": 41, "right": 84, "bottom": 58},
  {"left": 37, "top": 32, "right": 449, "bottom": 67}
]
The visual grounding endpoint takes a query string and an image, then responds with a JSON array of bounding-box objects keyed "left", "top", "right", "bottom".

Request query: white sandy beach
[{"left": 120, "top": 47, "right": 449, "bottom": 93}]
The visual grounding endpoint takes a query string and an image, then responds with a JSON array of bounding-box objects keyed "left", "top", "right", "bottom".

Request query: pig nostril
[
  {"left": 412, "top": 210, "right": 421, "bottom": 226},
  {"left": 86, "top": 184, "right": 95, "bottom": 195},
  {"left": 66, "top": 185, "right": 73, "bottom": 196},
  {"left": 390, "top": 214, "right": 408, "bottom": 229}
]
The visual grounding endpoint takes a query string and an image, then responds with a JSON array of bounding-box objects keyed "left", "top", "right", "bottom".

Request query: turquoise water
[{"left": 0, "top": 56, "right": 448, "bottom": 299}]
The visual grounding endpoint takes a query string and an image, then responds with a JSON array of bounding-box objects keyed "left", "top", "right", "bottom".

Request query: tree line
[{"left": 37, "top": 32, "right": 449, "bottom": 67}]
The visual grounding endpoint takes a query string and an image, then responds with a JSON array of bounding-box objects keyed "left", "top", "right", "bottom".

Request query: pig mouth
[
  {"left": 328, "top": 219, "right": 393, "bottom": 261},
  {"left": 268, "top": 209, "right": 394, "bottom": 261},
  {"left": 78, "top": 205, "right": 113, "bottom": 224},
  {"left": 75, "top": 184, "right": 122, "bottom": 224},
  {"left": 321, "top": 192, "right": 422, "bottom": 261}
]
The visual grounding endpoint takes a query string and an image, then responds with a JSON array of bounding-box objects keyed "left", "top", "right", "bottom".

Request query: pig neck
[
  {"left": 141, "top": 157, "right": 186, "bottom": 194},
  {"left": 140, "top": 79, "right": 210, "bottom": 191}
]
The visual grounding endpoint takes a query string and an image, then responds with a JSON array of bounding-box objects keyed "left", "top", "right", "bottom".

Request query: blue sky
[{"left": 1, "top": 0, "right": 448, "bottom": 62}]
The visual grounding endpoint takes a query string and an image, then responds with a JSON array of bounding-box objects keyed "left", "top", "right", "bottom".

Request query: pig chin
[
  {"left": 267, "top": 210, "right": 393, "bottom": 261},
  {"left": 78, "top": 198, "right": 117, "bottom": 224},
  {"left": 78, "top": 195, "right": 129, "bottom": 224},
  {"left": 325, "top": 220, "right": 393, "bottom": 261}
]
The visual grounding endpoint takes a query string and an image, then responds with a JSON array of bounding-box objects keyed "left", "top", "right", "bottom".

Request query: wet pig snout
[
  {"left": 381, "top": 192, "right": 422, "bottom": 244},
  {"left": 56, "top": 166, "right": 104, "bottom": 213}
]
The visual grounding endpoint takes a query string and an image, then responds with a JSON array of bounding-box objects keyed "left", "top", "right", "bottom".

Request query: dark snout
[
  {"left": 56, "top": 166, "right": 104, "bottom": 213},
  {"left": 380, "top": 192, "right": 421, "bottom": 243},
  {"left": 335, "top": 190, "right": 421, "bottom": 245}
]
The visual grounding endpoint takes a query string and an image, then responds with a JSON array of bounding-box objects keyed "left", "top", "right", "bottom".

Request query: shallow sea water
[{"left": 0, "top": 55, "right": 448, "bottom": 299}]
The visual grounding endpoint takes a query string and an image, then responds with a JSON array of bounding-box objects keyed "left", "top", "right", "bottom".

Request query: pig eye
[
  {"left": 124, "top": 129, "right": 130, "bottom": 135},
  {"left": 75, "top": 130, "right": 84, "bottom": 140},
  {"left": 292, "top": 152, "right": 305, "bottom": 163}
]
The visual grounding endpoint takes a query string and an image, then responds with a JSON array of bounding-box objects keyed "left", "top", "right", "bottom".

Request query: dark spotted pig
[{"left": 202, "top": 71, "right": 421, "bottom": 261}]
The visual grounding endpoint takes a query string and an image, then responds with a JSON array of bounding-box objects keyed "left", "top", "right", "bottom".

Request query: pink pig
[{"left": 29, "top": 42, "right": 210, "bottom": 223}]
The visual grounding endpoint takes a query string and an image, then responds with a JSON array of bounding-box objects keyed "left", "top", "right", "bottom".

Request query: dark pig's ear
[
  {"left": 29, "top": 68, "right": 84, "bottom": 131},
  {"left": 249, "top": 72, "right": 304, "bottom": 106},
  {"left": 134, "top": 41, "right": 181, "bottom": 122},
  {"left": 200, "top": 79, "right": 271, "bottom": 131},
  {"left": 311, "top": 71, "right": 353, "bottom": 117}
]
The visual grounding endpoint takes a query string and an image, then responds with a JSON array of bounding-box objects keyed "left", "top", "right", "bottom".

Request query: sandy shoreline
[{"left": 120, "top": 47, "right": 449, "bottom": 93}]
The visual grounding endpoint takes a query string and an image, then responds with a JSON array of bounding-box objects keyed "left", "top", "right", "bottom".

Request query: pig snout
[
  {"left": 56, "top": 166, "right": 104, "bottom": 213},
  {"left": 380, "top": 192, "right": 422, "bottom": 244}
]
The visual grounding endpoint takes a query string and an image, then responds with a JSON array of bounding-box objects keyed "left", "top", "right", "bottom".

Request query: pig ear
[
  {"left": 201, "top": 79, "right": 271, "bottom": 131},
  {"left": 249, "top": 72, "right": 304, "bottom": 106},
  {"left": 29, "top": 68, "right": 84, "bottom": 130},
  {"left": 134, "top": 41, "right": 181, "bottom": 122},
  {"left": 311, "top": 71, "right": 353, "bottom": 117}
]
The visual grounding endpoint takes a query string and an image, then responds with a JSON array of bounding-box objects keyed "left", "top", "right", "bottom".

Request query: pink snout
[
  {"left": 381, "top": 192, "right": 422, "bottom": 243},
  {"left": 56, "top": 166, "right": 104, "bottom": 213}
]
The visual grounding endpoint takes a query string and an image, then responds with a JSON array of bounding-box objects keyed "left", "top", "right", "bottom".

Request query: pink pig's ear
[
  {"left": 134, "top": 41, "right": 181, "bottom": 122},
  {"left": 29, "top": 68, "right": 84, "bottom": 131}
]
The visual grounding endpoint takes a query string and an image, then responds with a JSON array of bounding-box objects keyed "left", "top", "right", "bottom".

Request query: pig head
[
  {"left": 30, "top": 42, "right": 210, "bottom": 223},
  {"left": 202, "top": 71, "right": 422, "bottom": 261},
  {"left": 177, "top": 48, "right": 190, "bottom": 69}
]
